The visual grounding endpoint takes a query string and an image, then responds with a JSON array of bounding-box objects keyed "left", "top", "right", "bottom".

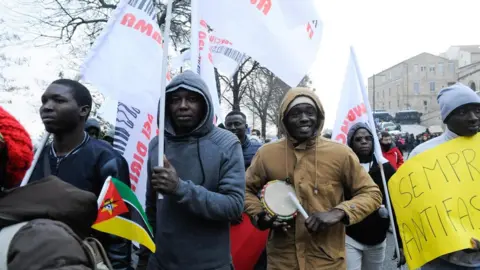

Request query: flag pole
[
  {"left": 350, "top": 46, "right": 402, "bottom": 265},
  {"left": 190, "top": 0, "right": 200, "bottom": 73},
  {"left": 157, "top": 0, "right": 174, "bottom": 199},
  {"left": 20, "top": 132, "right": 50, "bottom": 187}
]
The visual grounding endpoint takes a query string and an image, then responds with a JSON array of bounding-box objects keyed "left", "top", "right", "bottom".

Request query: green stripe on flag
[{"left": 111, "top": 177, "right": 154, "bottom": 236}]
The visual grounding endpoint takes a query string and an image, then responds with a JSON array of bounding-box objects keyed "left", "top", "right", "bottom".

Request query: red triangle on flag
[{"left": 94, "top": 181, "right": 129, "bottom": 224}]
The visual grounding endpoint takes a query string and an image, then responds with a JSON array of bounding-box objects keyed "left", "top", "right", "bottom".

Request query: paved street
[
  {"left": 133, "top": 232, "right": 409, "bottom": 269},
  {"left": 383, "top": 232, "right": 409, "bottom": 270}
]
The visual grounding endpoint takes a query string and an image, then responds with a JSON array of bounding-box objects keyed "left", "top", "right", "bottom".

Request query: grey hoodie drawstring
[{"left": 197, "top": 139, "right": 206, "bottom": 186}]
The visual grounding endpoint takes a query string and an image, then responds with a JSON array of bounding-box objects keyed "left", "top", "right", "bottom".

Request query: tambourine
[{"left": 260, "top": 180, "right": 298, "bottom": 221}]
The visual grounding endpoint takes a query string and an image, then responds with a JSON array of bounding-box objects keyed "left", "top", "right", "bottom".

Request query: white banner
[
  {"left": 80, "top": 0, "right": 166, "bottom": 102},
  {"left": 199, "top": 0, "right": 322, "bottom": 87},
  {"left": 197, "top": 20, "right": 224, "bottom": 124},
  {"left": 80, "top": 0, "right": 171, "bottom": 206},
  {"left": 113, "top": 99, "right": 158, "bottom": 209},
  {"left": 332, "top": 48, "right": 386, "bottom": 164}
]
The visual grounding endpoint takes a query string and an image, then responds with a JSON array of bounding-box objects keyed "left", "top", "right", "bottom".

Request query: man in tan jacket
[{"left": 245, "top": 88, "right": 382, "bottom": 270}]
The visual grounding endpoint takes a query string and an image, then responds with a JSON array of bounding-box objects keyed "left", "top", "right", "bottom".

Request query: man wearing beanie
[
  {"left": 0, "top": 106, "right": 34, "bottom": 188},
  {"left": 409, "top": 83, "right": 480, "bottom": 269},
  {"left": 244, "top": 88, "right": 381, "bottom": 270}
]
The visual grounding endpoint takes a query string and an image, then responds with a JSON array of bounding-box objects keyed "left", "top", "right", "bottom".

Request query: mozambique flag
[{"left": 92, "top": 176, "right": 156, "bottom": 252}]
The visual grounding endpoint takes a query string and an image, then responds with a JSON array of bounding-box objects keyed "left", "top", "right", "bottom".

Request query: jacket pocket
[{"left": 307, "top": 183, "right": 336, "bottom": 212}]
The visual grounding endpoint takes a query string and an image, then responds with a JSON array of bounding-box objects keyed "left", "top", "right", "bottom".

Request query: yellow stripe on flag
[{"left": 92, "top": 216, "right": 156, "bottom": 253}]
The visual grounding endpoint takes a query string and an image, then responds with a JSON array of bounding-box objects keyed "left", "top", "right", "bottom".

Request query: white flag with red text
[
  {"left": 199, "top": 0, "right": 322, "bottom": 87},
  {"left": 332, "top": 48, "right": 387, "bottom": 164},
  {"left": 80, "top": 0, "right": 172, "bottom": 207}
]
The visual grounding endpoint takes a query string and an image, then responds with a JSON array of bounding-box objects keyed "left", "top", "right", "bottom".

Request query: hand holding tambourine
[{"left": 258, "top": 180, "right": 309, "bottom": 232}]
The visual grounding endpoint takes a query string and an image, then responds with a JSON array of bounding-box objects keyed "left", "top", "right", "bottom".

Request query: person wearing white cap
[{"left": 409, "top": 82, "right": 480, "bottom": 269}]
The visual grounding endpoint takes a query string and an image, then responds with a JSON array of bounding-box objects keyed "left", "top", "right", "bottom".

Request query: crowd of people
[{"left": 0, "top": 71, "right": 479, "bottom": 270}]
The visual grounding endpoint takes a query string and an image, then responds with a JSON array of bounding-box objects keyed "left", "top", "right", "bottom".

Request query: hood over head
[
  {"left": 278, "top": 88, "right": 325, "bottom": 143},
  {"left": 438, "top": 83, "right": 480, "bottom": 122},
  {"left": 164, "top": 70, "right": 214, "bottom": 138},
  {"left": 347, "top": 122, "right": 373, "bottom": 147},
  {"left": 85, "top": 118, "right": 100, "bottom": 131}
]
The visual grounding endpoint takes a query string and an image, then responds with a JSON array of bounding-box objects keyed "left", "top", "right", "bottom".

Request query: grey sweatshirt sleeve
[{"left": 172, "top": 143, "right": 245, "bottom": 221}]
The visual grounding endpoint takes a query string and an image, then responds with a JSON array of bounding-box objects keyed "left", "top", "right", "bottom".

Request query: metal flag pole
[{"left": 156, "top": 0, "right": 174, "bottom": 199}]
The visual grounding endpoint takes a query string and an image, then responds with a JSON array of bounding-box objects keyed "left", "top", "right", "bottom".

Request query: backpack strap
[{"left": 0, "top": 221, "right": 28, "bottom": 270}]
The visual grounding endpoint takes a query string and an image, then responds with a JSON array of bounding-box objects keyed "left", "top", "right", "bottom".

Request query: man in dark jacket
[
  {"left": 225, "top": 110, "right": 262, "bottom": 169},
  {"left": 225, "top": 110, "right": 265, "bottom": 270},
  {"left": 345, "top": 122, "right": 404, "bottom": 269},
  {"left": 145, "top": 71, "right": 245, "bottom": 270},
  {"left": 0, "top": 105, "right": 105, "bottom": 269},
  {"left": 28, "top": 79, "right": 133, "bottom": 270}
]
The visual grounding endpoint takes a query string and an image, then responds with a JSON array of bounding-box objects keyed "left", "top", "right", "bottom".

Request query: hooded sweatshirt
[
  {"left": 346, "top": 123, "right": 401, "bottom": 246},
  {"left": 145, "top": 71, "right": 245, "bottom": 270},
  {"left": 244, "top": 88, "right": 382, "bottom": 270}
]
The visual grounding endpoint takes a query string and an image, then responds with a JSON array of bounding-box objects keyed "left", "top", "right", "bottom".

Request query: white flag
[
  {"left": 80, "top": 0, "right": 168, "bottom": 102},
  {"left": 80, "top": 0, "right": 170, "bottom": 205},
  {"left": 332, "top": 47, "right": 387, "bottom": 164},
  {"left": 112, "top": 98, "right": 158, "bottom": 208},
  {"left": 199, "top": 0, "right": 322, "bottom": 87}
]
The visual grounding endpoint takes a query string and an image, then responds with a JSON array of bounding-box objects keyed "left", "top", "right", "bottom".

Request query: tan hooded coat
[{"left": 245, "top": 88, "right": 382, "bottom": 270}]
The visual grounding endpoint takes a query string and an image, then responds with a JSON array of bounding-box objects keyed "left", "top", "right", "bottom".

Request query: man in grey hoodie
[
  {"left": 144, "top": 71, "right": 245, "bottom": 270},
  {"left": 410, "top": 83, "right": 480, "bottom": 269}
]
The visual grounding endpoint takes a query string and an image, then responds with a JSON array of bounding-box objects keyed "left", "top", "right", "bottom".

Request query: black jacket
[
  {"left": 0, "top": 176, "right": 99, "bottom": 269},
  {"left": 346, "top": 161, "right": 401, "bottom": 246},
  {"left": 29, "top": 135, "right": 133, "bottom": 270}
]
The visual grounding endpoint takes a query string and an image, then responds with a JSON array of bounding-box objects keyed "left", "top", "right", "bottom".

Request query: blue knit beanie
[{"left": 437, "top": 83, "right": 480, "bottom": 122}]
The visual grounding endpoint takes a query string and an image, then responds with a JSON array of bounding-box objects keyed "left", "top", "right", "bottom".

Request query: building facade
[
  {"left": 441, "top": 45, "right": 480, "bottom": 68},
  {"left": 367, "top": 53, "right": 457, "bottom": 126}
]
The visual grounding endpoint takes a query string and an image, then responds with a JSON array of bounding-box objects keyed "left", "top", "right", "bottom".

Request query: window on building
[
  {"left": 397, "top": 99, "right": 400, "bottom": 108},
  {"left": 430, "top": 81, "right": 435, "bottom": 92},
  {"left": 429, "top": 64, "right": 436, "bottom": 72},
  {"left": 388, "top": 101, "right": 391, "bottom": 109},
  {"left": 420, "top": 66, "right": 426, "bottom": 72},
  {"left": 382, "top": 89, "right": 385, "bottom": 98},
  {"left": 424, "top": 100, "right": 428, "bottom": 112},
  {"left": 438, "top": 62, "right": 444, "bottom": 74},
  {"left": 448, "top": 62, "right": 455, "bottom": 73},
  {"left": 414, "top": 82, "right": 420, "bottom": 94},
  {"left": 414, "top": 64, "right": 419, "bottom": 72}
]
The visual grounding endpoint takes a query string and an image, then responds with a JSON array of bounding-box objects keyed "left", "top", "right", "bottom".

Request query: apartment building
[
  {"left": 367, "top": 53, "right": 457, "bottom": 126},
  {"left": 441, "top": 45, "right": 480, "bottom": 68}
]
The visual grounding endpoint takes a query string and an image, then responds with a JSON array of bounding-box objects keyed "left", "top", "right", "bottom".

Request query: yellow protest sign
[{"left": 388, "top": 134, "right": 480, "bottom": 269}]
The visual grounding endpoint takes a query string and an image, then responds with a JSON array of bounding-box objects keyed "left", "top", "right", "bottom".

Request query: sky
[{"left": 1, "top": 0, "right": 480, "bottom": 141}]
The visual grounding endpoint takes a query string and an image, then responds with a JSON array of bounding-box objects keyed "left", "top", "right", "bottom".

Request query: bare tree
[
  {"left": 0, "top": 19, "right": 30, "bottom": 92},
  {"left": 242, "top": 68, "right": 282, "bottom": 138},
  {"left": 16, "top": 0, "right": 192, "bottom": 52},
  {"left": 243, "top": 68, "right": 313, "bottom": 138},
  {"left": 219, "top": 58, "right": 259, "bottom": 111}
]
